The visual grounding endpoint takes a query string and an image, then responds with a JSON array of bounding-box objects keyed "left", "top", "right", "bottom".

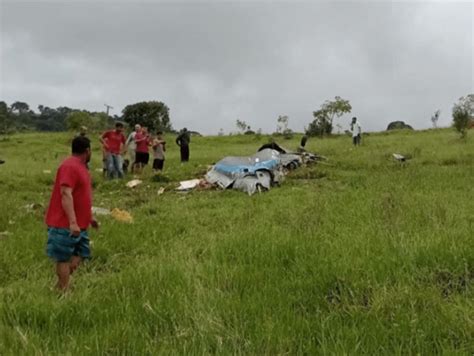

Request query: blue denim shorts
[{"left": 46, "top": 227, "right": 90, "bottom": 262}]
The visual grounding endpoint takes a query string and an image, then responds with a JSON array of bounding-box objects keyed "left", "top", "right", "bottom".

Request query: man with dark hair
[
  {"left": 351, "top": 117, "right": 362, "bottom": 146},
  {"left": 45, "top": 136, "right": 98, "bottom": 291},
  {"left": 100, "top": 122, "right": 126, "bottom": 179},
  {"left": 176, "top": 127, "right": 191, "bottom": 162}
]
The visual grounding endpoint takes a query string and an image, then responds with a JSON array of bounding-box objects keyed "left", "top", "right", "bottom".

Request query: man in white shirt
[
  {"left": 351, "top": 117, "right": 361, "bottom": 146},
  {"left": 125, "top": 124, "right": 141, "bottom": 166}
]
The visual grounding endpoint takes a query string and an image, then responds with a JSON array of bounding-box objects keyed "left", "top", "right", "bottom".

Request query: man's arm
[
  {"left": 60, "top": 186, "right": 80, "bottom": 236},
  {"left": 99, "top": 132, "right": 109, "bottom": 149}
]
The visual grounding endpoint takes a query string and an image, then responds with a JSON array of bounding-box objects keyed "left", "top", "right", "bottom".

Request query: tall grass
[{"left": 0, "top": 129, "right": 472, "bottom": 354}]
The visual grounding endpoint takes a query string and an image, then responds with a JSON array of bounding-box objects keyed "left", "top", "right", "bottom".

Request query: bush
[
  {"left": 452, "top": 110, "right": 470, "bottom": 138},
  {"left": 283, "top": 128, "right": 294, "bottom": 139},
  {"left": 452, "top": 94, "right": 473, "bottom": 138}
]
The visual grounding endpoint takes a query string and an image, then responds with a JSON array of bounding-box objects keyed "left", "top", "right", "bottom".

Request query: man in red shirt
[
  {"left": 133, "top": 126, "right": 151, "bottom": 174},
  {"left": 100, "top": 122, "right": 126, "bottom": 179},
  {"left": 45, "top": 136, "right": 98, "bottom": 290}
]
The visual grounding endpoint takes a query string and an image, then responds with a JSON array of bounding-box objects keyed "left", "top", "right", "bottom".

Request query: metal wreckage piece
[{"left": 205, "top": 143, "right": 323, "bottom": 195}]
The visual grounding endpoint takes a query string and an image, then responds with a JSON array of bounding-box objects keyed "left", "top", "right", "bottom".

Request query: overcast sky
[{"left": 1, "top": 0, "right": 472, "bottom": 134}]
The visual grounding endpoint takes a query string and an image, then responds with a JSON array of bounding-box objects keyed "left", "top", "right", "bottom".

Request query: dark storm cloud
[{"left": 1, "top": 1, "right": 472, "bottom": 134}]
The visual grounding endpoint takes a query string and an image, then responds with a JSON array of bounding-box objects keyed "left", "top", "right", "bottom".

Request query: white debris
[
  {"left": 393, "top": 153, "right": 406, "bottom": 162},
  {"left": 126, "top": 179, "right": 142, "bottom": 188},
  {"left": 92, "top": 207, "right": 111, "bottom": 215},
  {"left": 176, "top": 179, "right": 201, "bottom": 191}
]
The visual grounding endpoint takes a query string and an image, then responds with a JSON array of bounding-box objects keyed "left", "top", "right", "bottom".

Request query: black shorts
[
  {"left": 135, "top": 152, "right": 149, "bottom": 165},
  {"left": 153, "top": 158, "right": 164, "bottom": 170}
]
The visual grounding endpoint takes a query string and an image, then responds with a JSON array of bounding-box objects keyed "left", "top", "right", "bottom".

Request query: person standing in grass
[
  {"left": 126, "top": 124, "right": 141, "bottom": 169},
  {"left": 152, "top": 131, "right": 166, "bottom": 172},
  {"left": 45, "top": 136, "right": 98, "bottom": 291},
  {"left": 134, "top": 126, "right": 151, "bottom": 174},
  {"left": 73, "top": 126, "right": 88, "bottom": 139},
  {"left": 351, "top": 117, "right": 362, "bottom": 146},
  {"left": 100, "top": 122, "right": 126, "bottom": 179},
  {"left": 299, "top": 134, "right": 308, "bottom": 152},
  {"left": 176, "top": 127, "right": 191, "bottom": 162}
]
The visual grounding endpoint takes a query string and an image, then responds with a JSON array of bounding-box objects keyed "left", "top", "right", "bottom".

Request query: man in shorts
[
  {"left": 134, "top": 126, "right": 151, "bottom": 174},
  {"left": 100, "top": 122, "right": 127, "bottom": 179},
  {"left": 152, "top": 131, "right": 166, "bottom": 172},
  {"left": 45, "top": 136, "right": 98, "bottom": 291}
]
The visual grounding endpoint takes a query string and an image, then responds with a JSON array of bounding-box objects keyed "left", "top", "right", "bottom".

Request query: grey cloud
[{"left": 1, "top": 1, "right": 472, "bottom": 134}]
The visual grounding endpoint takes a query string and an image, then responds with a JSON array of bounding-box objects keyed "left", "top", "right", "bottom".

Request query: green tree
[
  {"left": 235, "top": 119, "right": 249, "bottom": 133},
  {"left": 431, "top": 109, "right": 440, "bottom": 128},
  {"left": 91, "top": 112, "right": 112, "bottom": 131},
  {"left": 307, "top": 96, "right": 352, "bottom": 137},
  {"left": 122, "top": 101, "right": 172, "bottom": 132},
  {"left": 276, "top": 115, "right": 288, "bottom": 134},
  {"left": 0, "top": 101, "right": 12, "bottom": 133},
  {"left": 10, "top": 101, "right": 30, "bottom": 114},
  {"left": 452, "top": 94, "right": 473, "bottom": 138},
  {"left": 66, "top": 111, "right": 93, "bottom": 132},
  {"left": 35, "top": 105, "right": 72, "bottom": 131}
]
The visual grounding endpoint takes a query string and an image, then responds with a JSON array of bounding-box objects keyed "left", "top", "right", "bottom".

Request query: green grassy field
[{"left": 0, "top": 129, "right": 473, "bottom": 354}]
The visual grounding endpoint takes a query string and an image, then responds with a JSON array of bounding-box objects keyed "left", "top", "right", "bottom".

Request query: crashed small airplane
[{"left": 205, "top": 143, "right": 323, "bottom": 195}]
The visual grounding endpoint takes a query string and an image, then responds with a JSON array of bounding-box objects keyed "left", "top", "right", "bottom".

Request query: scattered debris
[
  {"left": 24, "top": 203, "right": 44, "bottom": 212},
  {"left": 42, "top": 170, "right": 52, "bottom": 174},
  {"left": 110, "top": 208, "right": 133, "bottom": 223},
  {"left": 126, "top": 179, "right": 142, "bottom": 188},
  {"left": 92, "top": 207, "right": 111, "bottom": 216},
  {"left": 95, "top": 168, "right": 104, "bottom": 173},
  {"left": 0, "top": 231, "right": 11, "bottom": 238},
  {"left": 393, "top": 153, "right": 407, "bottom": 162},
  {"left": 197, "top": 180, "right": 213, "bottom": 190},
  {"left": 176, "top": 179, "right": 202, "bottom": 191},
  {"left": 158, "top": 187, "right": 165, "bottom": 195}
]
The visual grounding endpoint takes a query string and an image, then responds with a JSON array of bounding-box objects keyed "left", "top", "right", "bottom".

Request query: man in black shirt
[
  {"left": 300, "top": 135, "right": 308, "bottom": 151},
  {"left": 176, "top": 128, "right": 191, "bottom": 162}
]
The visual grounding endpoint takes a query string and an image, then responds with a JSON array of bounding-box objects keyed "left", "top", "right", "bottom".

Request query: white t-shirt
[
  {"left": 126, "top": 132, "right": 137, "bottom": 150},
  {"left": 351, "top": 121, "right": 361, "bottom": 137}
]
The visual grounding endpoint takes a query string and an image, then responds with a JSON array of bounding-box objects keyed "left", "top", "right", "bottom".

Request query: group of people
[
  {"left": 46, "top": 123, "right": 193, "bottom": 290},
  {"left": 97, "top": 123, "right": 191, "bottom": 179},
  {"left": 45, "top": 119, "right": 360, "bottom": 291}
]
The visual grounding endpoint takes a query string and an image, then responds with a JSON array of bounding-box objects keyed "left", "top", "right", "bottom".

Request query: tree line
[
  {"left": 0, "top": 101, "right": 172, "bottom": 134},
  {"left": 1, "top": 94, "right": 472, "bottom": 137}
]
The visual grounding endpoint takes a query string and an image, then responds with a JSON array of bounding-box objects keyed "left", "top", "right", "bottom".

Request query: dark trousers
[
  {"left": 180, "top": 144, "right": 189, "bottom": 162},
  {"left": 353, "top": 135, "right": 361, "bottom": 146}
]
